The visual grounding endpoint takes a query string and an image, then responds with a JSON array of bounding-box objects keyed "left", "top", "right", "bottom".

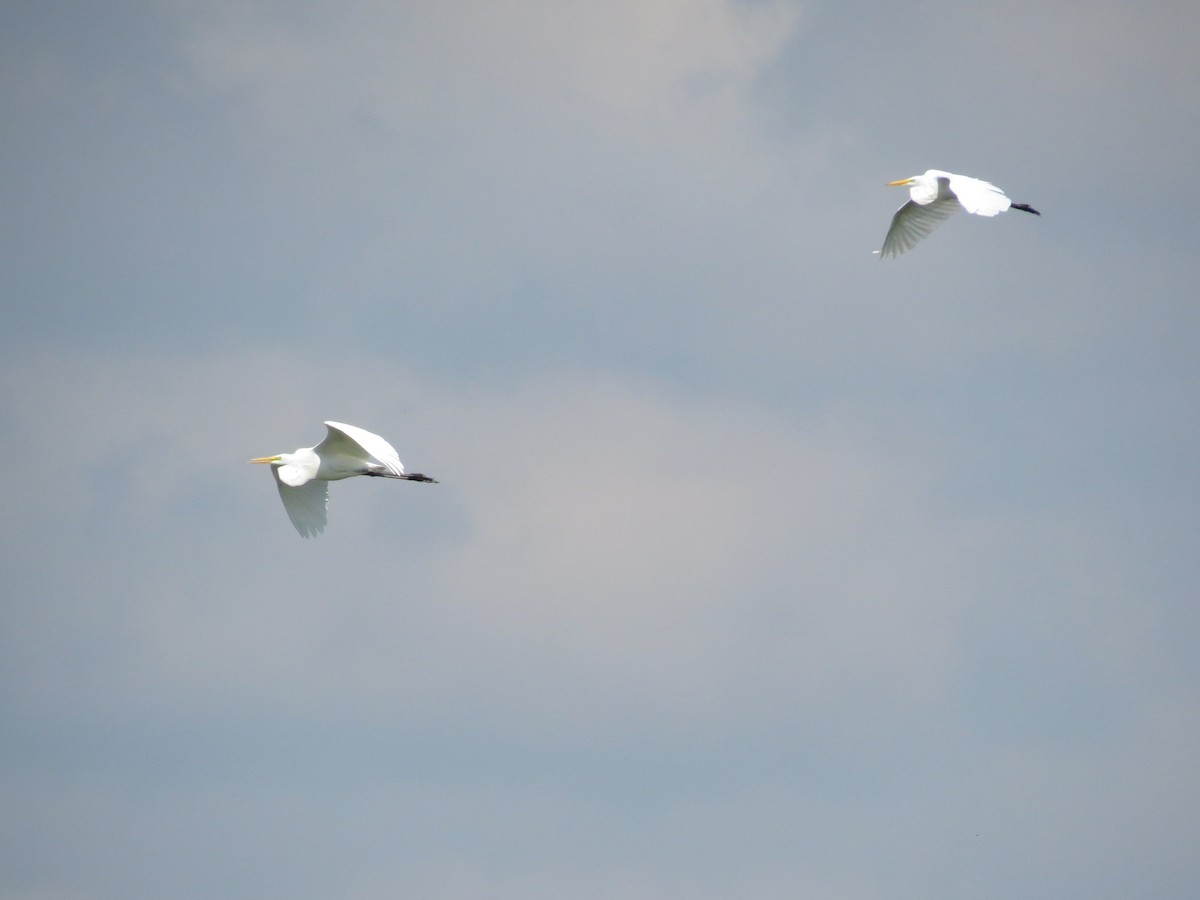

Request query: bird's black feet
[{"left": 1011, "top": 202, "right": 1040, "bottom": 215}]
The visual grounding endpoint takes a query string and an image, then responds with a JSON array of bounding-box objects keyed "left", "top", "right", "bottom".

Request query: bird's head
[{"left": 886, "top": 172, "right": 943, "bottom": 206}]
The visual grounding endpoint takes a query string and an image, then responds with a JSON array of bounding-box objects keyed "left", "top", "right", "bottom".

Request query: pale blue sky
[{"left": 2, "top": 2, "right": 1199, "bottom": 898}]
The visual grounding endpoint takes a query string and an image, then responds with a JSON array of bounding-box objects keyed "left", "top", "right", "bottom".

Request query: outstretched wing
[
  {"left": 317, "top": 421, "right": 405, "bottom": 476},
  {"left": 946, "top": 173, "right": 1011, "bottom": 217},
  {"left": 880, "top": 197, "right": 960, "bottom": 258},
  {"left": 272, "top": 468, "right": 329, "bottom": 538}
]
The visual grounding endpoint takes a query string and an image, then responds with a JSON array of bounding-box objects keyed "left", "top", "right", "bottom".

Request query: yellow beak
[
  {"left": 887, "top": 178, "right": 914, "bottom": 187},
  {"left": 249, "top": 455, "right": 281, "bottom": 464}
]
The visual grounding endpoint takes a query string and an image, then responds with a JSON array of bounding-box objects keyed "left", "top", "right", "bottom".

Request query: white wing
[
  {"left": 272, "top": 468, "right": 329, "bottom": 538},
  {"left": 880, "top": 197, "right": 960, "bottom": 258},
  {"left": 946, "top": 173, "right": 1012, "bottom": 217},
  {"left": 317, "top": 421, "right": 405, "bottom": 475}
]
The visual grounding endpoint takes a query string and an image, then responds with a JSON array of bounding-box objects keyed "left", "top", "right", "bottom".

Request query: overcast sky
[{"left": 2, "top": 1, "right": 1198, "bottom": 898}]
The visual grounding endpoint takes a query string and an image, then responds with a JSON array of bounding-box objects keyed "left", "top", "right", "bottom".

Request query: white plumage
[
  {"left": 879, "top": 169, "right": 1040, "bottom": 258},
  {"left": 250, "top": 421, "right": 437, "bottom": 538}
]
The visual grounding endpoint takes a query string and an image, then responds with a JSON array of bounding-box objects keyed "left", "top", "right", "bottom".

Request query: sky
[{"left": 2, "top": 1, "right": 1198, "bottom": 897}]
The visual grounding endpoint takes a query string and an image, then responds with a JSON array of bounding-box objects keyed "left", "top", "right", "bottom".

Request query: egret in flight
[
  {"left": 250, "top": 421, "right": 437, "bottom": 538},
  {"left": 879, "top": 169, "right": 1039, "bottom": 258}
]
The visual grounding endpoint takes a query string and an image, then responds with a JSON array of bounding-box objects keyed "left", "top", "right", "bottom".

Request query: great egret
[
  {"left": 250, "top": 421, "right": 437, "bottom": 538},
  {"left": 879, "top": 169, "right": 1039, "bottom": 258}
]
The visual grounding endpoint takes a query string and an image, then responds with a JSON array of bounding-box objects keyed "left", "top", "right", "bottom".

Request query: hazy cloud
[{"left": 2, "top": 1, "right": 1198, "bottom": 897}]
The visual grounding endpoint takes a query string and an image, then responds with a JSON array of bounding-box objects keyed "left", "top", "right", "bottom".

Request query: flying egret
[
  {"left": 879, "top": 169, "right": 1039, "bottom": 258},
  {"left": 250, "top": 421, "right": 437, "bottom": 538}
]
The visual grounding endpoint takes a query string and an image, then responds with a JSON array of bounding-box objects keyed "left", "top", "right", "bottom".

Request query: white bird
[
  {"left": 879, "top": 169, "right": 1039, "bottom": 258},
  {"left": 250, "top": 421, "right": 437, "bottom": 538}
]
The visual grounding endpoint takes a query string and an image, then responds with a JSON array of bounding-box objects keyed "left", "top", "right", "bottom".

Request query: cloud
[
  {"left": 180, "top": 1, "right": 801, "bottom": 127},
  {"left": 3, "top": 3, "right": 1199, "bottom": 897},
  {"left": 1, "top": 344, "right": 970, "bottom": 733}
]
